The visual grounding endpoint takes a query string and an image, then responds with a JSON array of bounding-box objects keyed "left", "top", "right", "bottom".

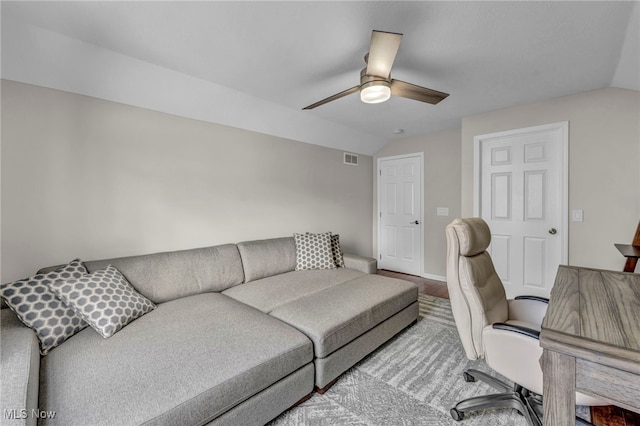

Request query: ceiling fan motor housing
[{"left": 360, "top": 68, "right": 391, "bottom": 103}]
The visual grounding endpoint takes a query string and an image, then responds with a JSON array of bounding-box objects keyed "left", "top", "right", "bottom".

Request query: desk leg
[
  {"left": 543, "top": 349, "right": 576, "bottom": 426},
  {"left": 624, "top": 257, "right": 637, "bottom": 273}
]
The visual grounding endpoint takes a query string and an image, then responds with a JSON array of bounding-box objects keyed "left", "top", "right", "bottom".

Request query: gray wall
[
  {"left": 374, "top": 129, "right": 462, "bottom": 279},
  {"left": 1, "top": 80, "right": 373, "bottom": 282},
  {"left": 4, "top": 81, "right": 637, "bottom": 283},
  {"left": 461, "top": 87, "right": 640, "bottom": 270},
  {"left": 374, "top": 87, "right": 640, "bottom": 278}
]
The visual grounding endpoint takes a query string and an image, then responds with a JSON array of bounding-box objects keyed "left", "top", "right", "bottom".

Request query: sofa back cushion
[
  {"left": 80, "top": 244, "right": 244, "bottom": 304},
  {"left": 237, "top": 237, "right": 297, "bottom": 282}
]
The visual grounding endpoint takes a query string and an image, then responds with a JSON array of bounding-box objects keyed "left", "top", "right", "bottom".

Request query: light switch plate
[
  {"left": 572, "top": 209, "right": 584, "bottom": 222},
  {"left": 437, "top": 207, "right": 449, "bottom": 216}
]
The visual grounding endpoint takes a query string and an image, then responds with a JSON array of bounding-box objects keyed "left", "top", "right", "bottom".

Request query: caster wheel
[
  {"left": 450, "top": 408, "right": 464, "bottom": 421},
  {"left": 463, "top": 372, "right": 476, "bottom": 382}
]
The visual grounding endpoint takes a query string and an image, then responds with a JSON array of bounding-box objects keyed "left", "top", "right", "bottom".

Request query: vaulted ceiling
[{"left": 2, "top": 1, "right": 638, "bottom": 155}]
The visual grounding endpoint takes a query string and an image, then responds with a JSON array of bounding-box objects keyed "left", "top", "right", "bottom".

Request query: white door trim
[
  {"left": 377, "top": 152, "right": 425, "bottom": 276},
  {"left": 473, "top": 121, "right": 569, "bottom": 265}
]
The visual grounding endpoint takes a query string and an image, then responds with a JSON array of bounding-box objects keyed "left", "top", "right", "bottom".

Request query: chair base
[
  {"left": 451, "top": 369, "right": 595, "bottom": 426},
  {"left": 450, "top": 369, "right": 542, "bottom": 426}
]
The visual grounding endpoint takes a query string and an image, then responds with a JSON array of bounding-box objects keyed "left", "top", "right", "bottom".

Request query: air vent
[{"left": 344, "top": 152, "right": 358, "bottom": 166}]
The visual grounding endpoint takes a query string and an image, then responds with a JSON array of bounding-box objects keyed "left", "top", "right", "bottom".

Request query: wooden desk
[{"left": 540, "top": 266, "right": 640, "bottom": 425}]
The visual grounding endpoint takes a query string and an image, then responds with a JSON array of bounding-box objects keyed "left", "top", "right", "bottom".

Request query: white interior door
[
  {"left": 474, "top": 122, "right": 568, "bottom": 298},
  {"left": 378, "top": 154, "right": 423, "bottom": 276}
]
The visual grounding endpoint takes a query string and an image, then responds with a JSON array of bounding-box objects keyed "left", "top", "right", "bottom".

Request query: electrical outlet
[{"left": 437, "top": 207, "right": 449, "bottom": 216}]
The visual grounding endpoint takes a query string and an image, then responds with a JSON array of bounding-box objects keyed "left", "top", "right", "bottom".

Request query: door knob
[
  {"left": 548, "top": 228, "right": 557, "bottom": 235},
  {"left": 411, "top": 220, "right": 420, "bottom": 225}
]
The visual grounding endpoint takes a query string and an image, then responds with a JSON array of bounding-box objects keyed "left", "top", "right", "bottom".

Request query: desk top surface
[
  {"left": 615, "top": 243, "right": 640, "bottom": 258},
  {"left": 541, "top": 265, "right": 640, "bottom": 369}
]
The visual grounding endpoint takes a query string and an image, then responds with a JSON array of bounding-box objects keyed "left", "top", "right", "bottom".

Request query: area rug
[{"left": 269, "top": 294, "right": 529, "bottom": 425}]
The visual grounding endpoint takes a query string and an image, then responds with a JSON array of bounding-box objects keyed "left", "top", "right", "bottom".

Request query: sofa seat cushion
[
  {"left": 222, "top": 268, "right": 364, "bottom": 313},
  {"left": 269, "top": 275, "right": 418, "bottom": 358},
  {"left": 39, "top": 293, "right": 313, "bottom": 426}
]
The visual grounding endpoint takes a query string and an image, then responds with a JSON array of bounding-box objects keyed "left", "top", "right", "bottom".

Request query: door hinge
[
  {"left": 379, "top": 169, "right": 382, "bottom": 176},
  {"left": 379, "top": 254, "right": 382, "bottom": 260},
  {"left": 379, "top": 212, "right": 382, "bottom": 218}
]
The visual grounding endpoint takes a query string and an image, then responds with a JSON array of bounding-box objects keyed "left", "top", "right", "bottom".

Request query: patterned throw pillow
[
  {"left": 47, "top": 265, "right": 156, "bottom": 338},
  {"left": 0, "top": 259, "right": 89, "bottom": 355},
  {"left": 330, "top": 234, "right": 345, "bottom": 268},
  {"left": 294, "top": 232, "right": 336, "bottom": 271}
]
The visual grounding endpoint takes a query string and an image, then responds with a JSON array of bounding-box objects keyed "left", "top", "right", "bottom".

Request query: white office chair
[{"left": 445, "top": 218, "right": 604, "bottom": 425}]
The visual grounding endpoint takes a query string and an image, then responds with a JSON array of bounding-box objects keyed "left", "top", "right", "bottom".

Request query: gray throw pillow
[
  {"left": 47, "top": 265, "right": 156, "bottom": 338},
  {"left": 294, "top": 232, "right": 336, "bottom": 270},
  {"left": 0, "top": 259, "right": 89, "bottom": 355},
  {"left": 331, "top": 234, "right": 345, "bottom": 268}
]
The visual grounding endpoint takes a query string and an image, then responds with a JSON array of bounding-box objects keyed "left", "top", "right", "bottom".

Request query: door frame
[
  {"left": 473, "top": 121, "right": 569, "bottom": 266},
  {"left": 377, "top": 152, "right": 425, "bottom": 276}
]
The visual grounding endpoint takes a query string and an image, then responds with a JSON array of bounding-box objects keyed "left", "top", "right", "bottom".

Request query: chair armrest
[
  {"left": 514, "top": 295, "right": 549, "bottom": 304},
  {"left": 342, "top": 253, "right": 377, "bottom": 274},
  {"left": 508, "top": 297, "right": 548, "bottom": 326},
  {"left": 1, "top": 309, "right": 40, "bottom": 426},
  {"left": 492, "top": 322, "right": 540, "bottom": 340}
]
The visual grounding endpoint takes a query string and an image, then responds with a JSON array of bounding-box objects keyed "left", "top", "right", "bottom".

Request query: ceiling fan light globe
[{"left": 360, "top": 81, "right": 391, "bottom": 104}]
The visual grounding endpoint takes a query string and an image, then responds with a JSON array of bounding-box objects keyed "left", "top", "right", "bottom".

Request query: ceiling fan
[{"left": 303, "top": 30, "right": 449, "bottom": 110}]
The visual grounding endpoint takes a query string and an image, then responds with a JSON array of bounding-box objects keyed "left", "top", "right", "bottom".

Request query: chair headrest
[{"left": 450, "top": 217, "right": 491, "bottom": 256}]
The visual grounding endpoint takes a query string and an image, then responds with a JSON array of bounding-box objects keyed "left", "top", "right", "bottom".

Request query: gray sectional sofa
[{"left": 1, "top": 237, "right": 418, "bottom": 426}]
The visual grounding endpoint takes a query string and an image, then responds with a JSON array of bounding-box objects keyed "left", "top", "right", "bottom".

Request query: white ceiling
[{"left": 2, "top": 1, "right": 639, "bottom": 155}]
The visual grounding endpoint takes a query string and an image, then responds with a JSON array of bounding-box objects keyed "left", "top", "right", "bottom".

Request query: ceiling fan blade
[
  {"left": 302, "top": 86, "right": 360, "bottom": 110},
  {"left": 365, "top": 30, "right": 402, "bottom": 78},
  {"left": 390, "top": 79, "right": 449, "bottom": 105}
]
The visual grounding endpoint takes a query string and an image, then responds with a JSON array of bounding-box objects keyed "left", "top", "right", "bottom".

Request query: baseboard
[{"left": 422, "top": 273, "right": 446, "bottom": 282}]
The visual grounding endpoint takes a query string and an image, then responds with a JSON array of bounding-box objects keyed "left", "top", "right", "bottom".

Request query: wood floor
[{"left": 377, "top": 269, "right": 640, "bottom": 426}]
